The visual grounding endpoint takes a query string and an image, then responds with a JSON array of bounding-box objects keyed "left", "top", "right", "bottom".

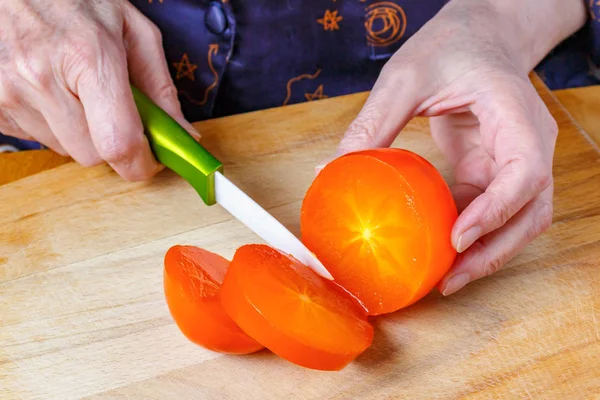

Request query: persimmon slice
[
  {"left": 220, "top": 244, "right": 374, "bottom": 371},
  {"left": 163, "top": 245, "right": 263, "bottom": 354},
  {"left": 301, "top": 148, "right": 458, "bottom": 315}
]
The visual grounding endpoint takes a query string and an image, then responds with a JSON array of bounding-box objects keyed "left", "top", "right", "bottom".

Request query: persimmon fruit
[
  {"left": 301, "top": 148, "right": 458, "bottom": 315},
  {"left": 163, "top": 148, "right": 457, "bottom": 371},
  {"left": 220, "top": 244, "right": 374, "bottom": 371},
  {"left": 163, "top": 245, "right": 263, "bottom": 354}
]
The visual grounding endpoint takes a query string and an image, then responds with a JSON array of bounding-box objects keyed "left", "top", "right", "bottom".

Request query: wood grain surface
[
  {"left": 0, "top": 149, "right": 70, "bottom": 186},
  {"left": 555, "top": 85, "right": 600, "bottom": 146},
  {"left": 1, "top": 76, "right": 599, "bottom": 399}
]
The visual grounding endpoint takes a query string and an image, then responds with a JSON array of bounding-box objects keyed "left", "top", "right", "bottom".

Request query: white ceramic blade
[{"left": 214, "top": 171, "right": 333, "bottom": 280}]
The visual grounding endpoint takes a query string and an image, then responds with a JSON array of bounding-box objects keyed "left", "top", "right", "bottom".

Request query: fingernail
[
  {"left": 456, "top": 226, "right": 481, "bottom": 253},
  {"left": 442, "top": 273, "right": 470, "bottom": 296}
]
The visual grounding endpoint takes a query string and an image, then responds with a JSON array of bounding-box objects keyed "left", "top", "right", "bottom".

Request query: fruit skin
[
  {"left": 300, "top": 148, "right": 458, "bottom": 316},
  {"left": 163, "top": 245, "right": 264, "bottom": 354},
  {"left": 220, "top": 244, "right": 374, "bottom": 371}
]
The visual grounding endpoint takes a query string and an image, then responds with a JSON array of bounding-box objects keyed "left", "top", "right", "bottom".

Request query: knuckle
[
  {"left": 15, "top": 56, "right": 52, "bottom": 90},
  {"left": 97, "top": 139, "right": 124, "bottom": 164},
  {"left": 63, "top": 27, "right": 122, "bottom": 85},
  {"left": 156, "top": 82, "right": 179, "bottom": 102},
  {"left": 483, "top": 255, "right": 504, "bottom": 278},
  {"left": 485, "top": 191, "right": 511, "bottom": 227},
  {"left": 526, "top": 201, "right": 554, "bottom": 241},
  {"left": 96, "top": 126, "right": 142, "bottom": 165},
  {"left": 146, "top": 22, "right": 163, "bottom": 44},
  {"left": 379, "top": 58, "right": 419, "bottom": 90},
  {"left": 63, "top": 36, "right": 101, "bottom": 81},
  {"left": 68, "top": 38, "right": 97, "bottom": 66},
  {"left": 530, "top": 168, "right": 553, "bottom": 193},
  {"left": 342, "top": 117, "right": 379, "bottom": 150},
  {"left": 342, "top": 96, "right": 387, "bottom": 149}
]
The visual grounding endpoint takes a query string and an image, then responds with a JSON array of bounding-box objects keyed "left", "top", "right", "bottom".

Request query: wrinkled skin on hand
[
  {"left": 0, "top": 0, "right": 197, "bottom": 180},
  {"left": 328, "top": 0, "right": 586, "bottom": 295}
]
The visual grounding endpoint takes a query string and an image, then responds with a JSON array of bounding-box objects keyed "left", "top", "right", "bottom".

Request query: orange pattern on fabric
[
  {"left": 317, "top": 10, "right": 343, "bottom": 31},
  {"left": 283, "top": 69, "right": 322, "bottom": 105},
  {"left": 176, "top": 45, "right": 220, "bottom": 107},
  {"left": 173, "top": 53, "right": 198, "bottom": 81},
  {"left": 305, "top": 85, "right": 328, "bottom": 101},
  {"left": 364, "top": 2, "right": 406, "bottom": 47},
  {"left": 198, "top": 44, "right": 220, "bottom": 105}
]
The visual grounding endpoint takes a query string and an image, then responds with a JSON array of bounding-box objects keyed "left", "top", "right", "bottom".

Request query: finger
[
  {"left": 452, "top": 147, "right": 553, "bottom": 253},
  {"left": 438, "top": 184, "right": 554, "bottom": 296},
  {"left": 450, "top": 95, "right": 557, "bottom": 249},
  {"left": 74, "top": 33, "right": 161, "bottom": 181},
  {"left": 122, "top": 3, "right": 200, "bottom": 140},
  {"left": 450, "top": 82, "right": 559, "bottom": 252},
  {"left": 429, "top": 114, "right": 481, "bottom": 167},
  {"left": 0, "top": 79, "right": 36, "bottom": 142},
  {"left": 0, "top": 113, "right": 36, "bottom": 153},
  {"left": 8, "top": 105, "right": 67, "bottom": 156},
  {"left": 35, "top": 84, "right": 102, "bottom": 167},
  {"left": 0, "top": 109, "right": 31, "bottom": 141},
  {"left": 333, "top": 59, "right": 432, "bottom": 157},
  {"left": 450, "top": 183, "right": 483, "bottom": 214},
  {"left": 0, "top": 45, "right": 67, "bottom": 155}
]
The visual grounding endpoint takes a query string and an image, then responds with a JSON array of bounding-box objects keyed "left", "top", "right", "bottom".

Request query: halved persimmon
[
  {"left": 301, "top": 148, "right": 458, "bottom": 315},
  {"left": 163, "top": 245, "right": 263, "bottom": 354},
  {"left": 220, "top": 244, "right": 374, "bottom": 371}
]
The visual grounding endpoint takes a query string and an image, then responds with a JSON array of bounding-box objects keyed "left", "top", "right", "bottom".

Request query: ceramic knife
[{"left": 131, "top": 86, "right": 333, "bottom": 280}]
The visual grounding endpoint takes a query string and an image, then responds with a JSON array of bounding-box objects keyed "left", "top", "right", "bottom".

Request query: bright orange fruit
[
  {"left": 220, "top": 244, "right": 374, "bottom": 371},
  {"left": 163, "top": 245, "right": 263, "bottom": 354},
  {"left": 300, "top": 148, "right": 458, "bottom": 315}
]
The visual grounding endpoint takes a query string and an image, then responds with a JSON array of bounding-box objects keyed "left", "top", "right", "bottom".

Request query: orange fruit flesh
[
  {"left": 301, "top": 149, "right": 457, "bottom": 315},
  {"left": 163, "top": 245, "right": 263, "bottom": 354},
  {"left": 357, "top": 149, "right": 458, "bottom": 303},
  {"left": 220, "top": 244, "right": 374, "bottom": 371}
]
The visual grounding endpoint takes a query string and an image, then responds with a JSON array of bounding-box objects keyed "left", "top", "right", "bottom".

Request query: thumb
[
  {"left": 123, "top": 4, "right": 200, "bottom": 141},
  {"left": 332, "top": 63, "right": 427, "bottom": 160}
]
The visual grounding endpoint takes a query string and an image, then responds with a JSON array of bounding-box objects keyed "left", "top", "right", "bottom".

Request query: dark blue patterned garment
[{"left": 2, "top": 0, "right": 600, "bottom": 151}]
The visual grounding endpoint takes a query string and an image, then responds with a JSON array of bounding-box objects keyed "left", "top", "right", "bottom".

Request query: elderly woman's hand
[
  {"left": 0, "top": 0, "right": 196, "bottom": 180},
  {"left": 330, "top": 0, "right": 587, "bottom": 295}
]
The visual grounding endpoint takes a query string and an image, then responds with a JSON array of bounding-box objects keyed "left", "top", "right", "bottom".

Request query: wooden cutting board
[{"left": 1, "top": 76, "right": 599, "bottom": 399}]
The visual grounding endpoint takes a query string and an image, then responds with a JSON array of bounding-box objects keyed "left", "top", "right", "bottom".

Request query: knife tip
[
  {"left": 310, "top": 258, "right": 334, "bottom": 281},
  {"left": 322, "top": 271, "right": 335, "bottom": 280}
]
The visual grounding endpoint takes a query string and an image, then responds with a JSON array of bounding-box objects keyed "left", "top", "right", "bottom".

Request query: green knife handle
[{"left": 131, "top": 85, "right": 223, "bottom": 205}]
